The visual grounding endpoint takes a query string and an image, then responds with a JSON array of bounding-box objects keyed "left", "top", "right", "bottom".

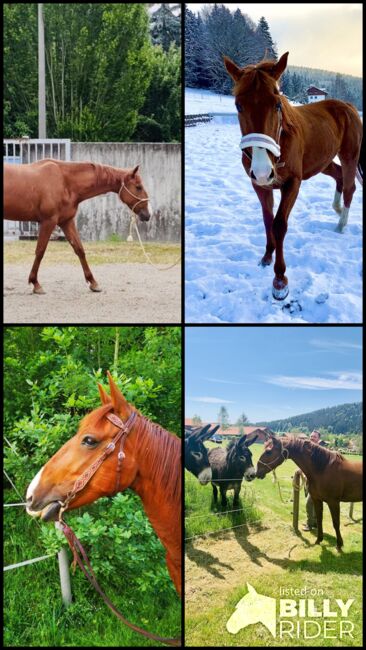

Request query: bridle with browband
[
  {"left": 57, "top": 409, "right": 181, "bottom": 646},
  {"left": 257, "top": 441, "right": 289, "bottom": 472}
]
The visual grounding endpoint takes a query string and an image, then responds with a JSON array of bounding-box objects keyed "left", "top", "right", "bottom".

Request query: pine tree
[{"left": 256, "top": 17, "right": 277, "bottom": 60}]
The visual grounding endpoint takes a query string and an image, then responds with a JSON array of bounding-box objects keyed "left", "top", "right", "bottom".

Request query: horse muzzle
[
  {"left": 137, "top": 208, "right": 151, "bottom": 222},
  {"left": 26, "top": 499, "right": 62, "bottom": 521}
]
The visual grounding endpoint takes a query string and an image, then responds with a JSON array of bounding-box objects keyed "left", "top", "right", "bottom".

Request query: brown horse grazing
[
  {"left": 26, "top": 372, "right": 181, "bottom": 595},
  {"left": 224, "top": 52, "right": 363, "bottom": 300},
  {"left": 4, "top": 159, "right": 151, "bottom": 294},
  {"left": 256, "top": 435, "right": 362, "bottom": 549}
]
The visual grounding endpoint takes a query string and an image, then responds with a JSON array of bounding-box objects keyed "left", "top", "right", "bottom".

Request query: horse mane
[
  {"left": 133, "top": 415, "right": 181, "bottom": 505},
  {"left": 284, "top": 436, "right": 344, "bottom": 471},
  {"left": 233, "top": 58, "right": 301, "bottom": 137}
]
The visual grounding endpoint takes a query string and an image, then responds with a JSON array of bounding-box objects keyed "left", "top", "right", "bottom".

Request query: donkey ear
[
  {"left": 97, "top": 383, "right": 111, "bottom": 405},
  {"left": 247, "top": 434, "right": 258, "bottom": 447},
  {"left": 223, "top": 56, "right": 243, "bottom": 82},
  {"left": 270, "top": 52, "right": 289, "bottom": 80},
  {"left": 107, "top": 371, "right": 131, "bottom": 418}
]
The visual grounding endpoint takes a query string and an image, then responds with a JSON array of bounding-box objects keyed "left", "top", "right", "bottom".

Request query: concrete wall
[{"left": 71, "top": 143, "right": 181, "bottom": 242}]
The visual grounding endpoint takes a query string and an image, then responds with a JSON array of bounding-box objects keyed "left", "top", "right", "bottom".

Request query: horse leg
[
  {"left": 252, "top": 184, "right": 275, "bottom": 266},
  {"left": 321, "top": 161, "right": 343, "bottom": 215},
  {"left": 335, "top": 158, "right": 357, "bottom": 233},
  {"left": 233, "top": 482, "right": 241, "bottom": 507},
  {"left": 313, "top": 499, "right": 324, "bottom": 544},
  {"left": 272, "top": 178, "right": 301, "bottom": 300},
  {"left": 327, "top": 500, "right": 343, "bottom": 550},
  {"left": 60, "top": 218, "right": 102, "bottom": 292},
  {"left": 220, "top": 485, "right": 228, "bottom": 508},
  {"left": 28, "top": 219, "right": 57, "bottom": 294}
]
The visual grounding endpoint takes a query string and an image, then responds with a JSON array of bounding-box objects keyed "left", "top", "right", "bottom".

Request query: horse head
[
  {"left": 26, "top": 372, "right": 141, "bottom": 521},
  {"left": 256, "top": 433, "right": 287, "bottom": 478},
  {"left": 223, "top": 52, "right": 289, "bottom": 186},
  {"left": 119, "top": 165, "right": 151, "bottom": 222}
]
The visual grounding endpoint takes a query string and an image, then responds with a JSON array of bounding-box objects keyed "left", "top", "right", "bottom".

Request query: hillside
[{"left": 257, "top": 402, "right": 362, "bottom": 434}]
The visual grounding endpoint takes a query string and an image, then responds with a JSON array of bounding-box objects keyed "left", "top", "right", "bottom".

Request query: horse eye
[
  {"left": 235, "top": 102, "right": 243, "bottom": 113},
  {"left": 82, "top": 436, "right": 98, "bottom": 447}
]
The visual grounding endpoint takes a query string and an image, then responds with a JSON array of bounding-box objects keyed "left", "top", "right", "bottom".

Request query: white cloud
[
  {"left": 205, "top": 377, "right": 246, "bottom": 385},
  {"left": 264, "top": 372, "right": 362, "bottom": 391},
  {"left": 188, "top": 396, "right": 236, "bottom": 404}
]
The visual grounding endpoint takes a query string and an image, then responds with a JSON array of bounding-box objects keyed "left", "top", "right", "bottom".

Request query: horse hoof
[
  {"left": 33, "top": 286, "right": 45, "bottom": 295},
  {"left": 272, "top": 281, "right": 289, "bottom": 301},
  {"left": 89, "top": 284, "right": 102, "bottom": 292},
  {"left": 258, "top": 256, "right": 272, "bottom": 267},
  {"left": 335, "top": 224, "right": 344, "bottom": 234}
]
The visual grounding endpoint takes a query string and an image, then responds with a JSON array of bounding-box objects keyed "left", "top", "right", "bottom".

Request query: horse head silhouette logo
[{"left": 226, "top": 583, "right": 276, "bottom": 637}]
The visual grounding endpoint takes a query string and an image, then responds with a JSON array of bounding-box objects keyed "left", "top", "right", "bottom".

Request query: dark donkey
[
  {"left": 4, "top": 159, "right": 151, "bottom": 293},
  {"left": 256, "top": 435, "right": 363, "bottom": 549},
  {"left": 209, "top": 434, "right": 258, "bottom": 507},
  {"left": 185, "top": 424, "right": 219, "bottom": 484},
  {"left": 224, "top": 52, "right": 363, "bottom": 299}
]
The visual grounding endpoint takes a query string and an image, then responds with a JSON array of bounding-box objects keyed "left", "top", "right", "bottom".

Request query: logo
[{"left": 226, "top": 583, "right": 355, "bottom": 640}]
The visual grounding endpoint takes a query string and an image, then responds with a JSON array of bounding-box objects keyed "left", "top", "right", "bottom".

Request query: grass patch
[
  {"left": 185, "top": 442, "right": 363, "bottom": 647},
  {"left": 4, "top": 241, "right": 181, "bottom": 266}
]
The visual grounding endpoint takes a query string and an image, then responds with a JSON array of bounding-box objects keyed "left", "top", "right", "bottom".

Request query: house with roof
[
  {"left": 184, "top": 419, "right": 273, "bottom": 442},
  {"left": 307, "top": 86, "right": 328, "bottom": 103}
]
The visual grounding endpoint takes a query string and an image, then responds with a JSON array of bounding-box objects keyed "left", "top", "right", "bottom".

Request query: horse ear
[
  {"left": 247, "top": 583, "right": 257, "bottom": 595},
  {"left": 97, "top": 383, "right": 111, "bottom": 405},
  {"left": 132, "top": 165, "right": 140, "bottom": 177},
  {"left": 270, "top": 52, "right": 289, "bottom": 80},
  {"left": 223, "top": 56, "right": 243, "bottom": 82},
  {"left": 107, "top": 371, "right": 130, "bottom": 418}
]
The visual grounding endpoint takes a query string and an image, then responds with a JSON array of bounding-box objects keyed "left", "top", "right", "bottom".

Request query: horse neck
[
  {"left": 283, "top": 438, "right": 314, "bottom": 478},
  {"left": 71, "top": 163, "right": 124, "bottom": 201},
  {"left": 129, "top": 418, "right": 181, "bottom": 554}
]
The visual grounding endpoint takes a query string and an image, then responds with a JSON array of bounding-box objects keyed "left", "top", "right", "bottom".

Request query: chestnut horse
[
  {"left": 256, "top": 435, "right": 362, "bottom": 549},
  {"left": 4, "top": 159, "right": 151, "bottom": 294},
  {"left": 26, "top": 372, "right": 181, "bottom": 596},
  {"left": 224, "top": 52, "right": 363, "bottom": 299}
]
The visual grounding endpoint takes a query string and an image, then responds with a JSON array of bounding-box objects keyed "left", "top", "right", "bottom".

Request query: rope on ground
[{"left": 129, "top": 215, "right": 181, "bottom": 271}]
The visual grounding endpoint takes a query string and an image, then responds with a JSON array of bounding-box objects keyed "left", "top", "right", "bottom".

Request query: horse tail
[{"left": 356, "top": 136, "right": 363, "bottom": 186}]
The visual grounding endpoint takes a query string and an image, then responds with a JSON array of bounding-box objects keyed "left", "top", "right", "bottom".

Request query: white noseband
[{"left": 240, "top": 133, "right": 281, "bottom": 158}]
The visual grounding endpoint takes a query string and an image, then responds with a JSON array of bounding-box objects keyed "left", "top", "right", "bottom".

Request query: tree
[
  {"left": 256, "top": 17, "right": 277, "bottom": 60},
  {"left": 150, "top": 4, "right": 181, "bottom": 52},
  {"left": 192, "top": 415, "right": 202, "bottom": 426},
  {"left": 236, "top": 412, "right": 248, "bottom": 426},
  {"left": 218, "top": 406, "right": 230, "bottom": 430}
]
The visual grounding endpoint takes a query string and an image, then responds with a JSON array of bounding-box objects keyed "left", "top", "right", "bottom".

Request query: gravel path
[{"left": 4, "top": 263, "right": 181, "bottom": 323}]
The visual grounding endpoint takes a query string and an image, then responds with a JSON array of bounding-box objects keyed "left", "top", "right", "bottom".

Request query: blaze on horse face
[
  {"left": 185, "top": 424, "right": 219, "bottom": 484},
  {"left": 119, "top": 165, "right": 151, "bottom": 222}
]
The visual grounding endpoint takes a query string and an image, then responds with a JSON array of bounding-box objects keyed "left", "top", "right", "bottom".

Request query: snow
[{"left": 185, "top": 89, "right": 362, "bottom": 324}]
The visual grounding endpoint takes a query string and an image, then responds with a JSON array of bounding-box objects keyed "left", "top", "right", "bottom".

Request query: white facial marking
[
  {"left": 26, "top": 466, "right": 44, "bottom": 500},
  {"left": 244, "top": 467, "right": 256, "bottom": 480},
  {"left": 251, "top": 147, "right": 273, "bottom": 185},
  {"left": 198, "top": 467, "right": 212, "bottom": 485}
]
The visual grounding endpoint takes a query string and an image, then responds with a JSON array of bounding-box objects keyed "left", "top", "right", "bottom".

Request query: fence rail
[{"left": 185, "top": 113, "right": 213, "bottom": 127}]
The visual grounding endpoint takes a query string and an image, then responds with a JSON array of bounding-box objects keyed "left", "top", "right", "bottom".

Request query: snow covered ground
[{"left": 185, "top": 89, "right": 362, "bottom": 324}]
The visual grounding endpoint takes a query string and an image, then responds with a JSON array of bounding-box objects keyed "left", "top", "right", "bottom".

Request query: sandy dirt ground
[{"left": 4, "top": 262, "right": 181, "bottom": 323}]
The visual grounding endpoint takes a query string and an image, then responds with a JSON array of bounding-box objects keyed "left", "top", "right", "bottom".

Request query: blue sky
[{"left": 185, "top": 327, "right": 362, "bottom": 423}]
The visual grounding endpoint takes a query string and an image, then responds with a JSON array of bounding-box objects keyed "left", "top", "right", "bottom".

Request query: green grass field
[
  {"left": 4, "top": 240, "right": 181, "bottom": 266},
  {"left": 185, "top": 442, "right": 363, "bottom": 647}
]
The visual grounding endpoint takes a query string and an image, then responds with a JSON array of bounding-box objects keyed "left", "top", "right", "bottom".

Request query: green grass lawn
[
  {"left": 185, "top": 442, "right": 363, "bottom": 647},
  {"left": 4, "top": 240, "right": 181, "bottom": 266}
]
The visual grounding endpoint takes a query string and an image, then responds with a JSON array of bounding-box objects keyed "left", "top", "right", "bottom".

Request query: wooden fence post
[
  {"left": 55, "top": 522, "right": 72, "bottom": 607},
  {"left": 292, "top": 469, "right": 302, "bottom": 533}
]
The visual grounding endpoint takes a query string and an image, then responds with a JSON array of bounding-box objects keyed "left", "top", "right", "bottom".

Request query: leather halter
[
  {"left": 119, "top": 182, "right": 149, "bottom": 215},
  {"left": 240, "top": 101, "right": 284, "bottom": 165},
  {"left": 257, "top": 445, "right": 289, "bottom": 472},
  {"left": 58, "top": 411, "right": 136, "bottom": 516}
]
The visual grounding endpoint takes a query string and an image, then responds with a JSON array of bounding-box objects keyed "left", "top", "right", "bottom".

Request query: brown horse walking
[
  {"left": 224, "top": 52, "right": 363, "bottom": 299},
  {"left": 26, "top": 371, "right": 181, "bottom": 595},
  {"left": 4, "top": 159, "right": 151, "bottom": 293},
  {"left": 256, "top": 434, "right": 362, "bottom": 549}
]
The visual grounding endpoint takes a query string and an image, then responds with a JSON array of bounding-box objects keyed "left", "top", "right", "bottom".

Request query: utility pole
[{"left": 38, "top": 3, "right": 46, "bottom": 137}]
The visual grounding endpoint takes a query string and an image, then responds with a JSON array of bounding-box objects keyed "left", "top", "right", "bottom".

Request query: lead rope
[
  {"left": 121, "top": 182, "right": 181, "bottom": 271},
  {"left": 58, "top": 519, "right": 181, "bottom": 647}
]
